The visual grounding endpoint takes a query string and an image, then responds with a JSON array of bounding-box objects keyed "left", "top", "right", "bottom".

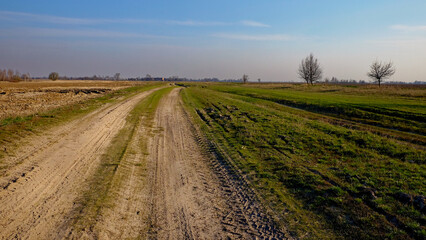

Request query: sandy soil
[
  {"left": 0, "top": 87, "right": 160, "bottom": 239},
  {"left": 0, "top": 87, "right": 290, "bottom": 239},
  {"left": 0, "top": 80, "right": 144, "bottom": 119}
]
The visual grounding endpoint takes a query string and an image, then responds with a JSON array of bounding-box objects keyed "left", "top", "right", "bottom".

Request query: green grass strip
[
  {"left": 181, "top": 85, "right": 425, "bottom": 240},
  {"left": 185, "top": 83, "right": 426, "bottom": 137}
]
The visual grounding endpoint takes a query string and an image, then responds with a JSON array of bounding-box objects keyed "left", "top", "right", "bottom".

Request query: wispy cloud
[
  {"left": 390, "top": 24, "right": 426, "bottom": 31},
  {"left": 0, "top": 11, "right": 270, "bottom": 28},
  {"left": 0, "top": 11, "right": 152, "bottom": 25},
  {"left": 240, "top": 20, "right": 270, "bottom": 28},
  {"left": 167, "top": 20, "right": 270, "bottom": 27},
  {"left": 166, "top": 20, "right": 228, "bottom": 26},
  {"left": 213, "top": 33, "right": 295, "bottom": 41},
  {"left": 0, "top": 27, "right": 171, "bottom": 39}
]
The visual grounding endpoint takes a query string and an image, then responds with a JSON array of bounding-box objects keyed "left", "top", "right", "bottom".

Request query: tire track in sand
[
  {"left": 0, "top": 87, "right": 161, "bottom": 240},
  {"left": 145, "top": 88, "right": 290, "bottom": 239},
  {"left": 87, "top": 88, "right": 172, "bottom": 240}
]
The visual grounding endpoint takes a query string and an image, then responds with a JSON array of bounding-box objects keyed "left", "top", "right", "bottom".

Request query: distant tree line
[
  {"left": 127, "top": 76, "right": 242, "bottom": 82},
  {"left": 391, "top": 80, "right": 426, "bottom": 85},
  {"left": 0, "top": 69, "right": 30, "bottom": 82},
  {"left": 5, "top": 60, "right": 422, "bottom": 85},
  {"left": 323, "top": 77, "right": 368, "bottom": 84}
]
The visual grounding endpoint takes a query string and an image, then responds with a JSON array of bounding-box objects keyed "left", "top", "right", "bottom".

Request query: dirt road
[
  {"left": 0, "top": 87, "right": 289, "bottom": 239},
  {"left": 144, "top": 88, "right": 288, "bottom": 239},
  {"left": 0, "top": 88, "right": 160, "bottom": 239}
]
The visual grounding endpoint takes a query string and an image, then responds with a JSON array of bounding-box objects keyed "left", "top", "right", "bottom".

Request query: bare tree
[
  {"left": 242, "top": 74, "right": 248, "bottom": 84},
  {"left": 367, "top": 60, "right": 395, "bottom": 87},
  {"left": 0, "top": 69, "right": 6, "bottom": 81},
  {"left": 11, "top": 70, "right": 21, "bottom": 82},
  {"left": 7, "top": 69, "right": 14, "bottom": 80},
  {"left": 114, "top": 73, "right": 121, "bottom": 81},
  {"left": 21, "top": 72, "right": 30, "bottom": 81},
  {"left": 48, "top": 72, "right": 59, "bottom": 81},
  {"left": 298, "top": 53, "right": 322, "bottom": 85},
  {"left": 170, "top": 75, "right": 179, "bottom": 81}
]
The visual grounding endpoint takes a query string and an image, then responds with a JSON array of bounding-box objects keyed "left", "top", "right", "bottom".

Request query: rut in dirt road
[
  {"left": 145, "top": 88, "right": 290, "bottom": 239},
  {"left": 0, "top": 87, "right": 161, "bottom": 240}
]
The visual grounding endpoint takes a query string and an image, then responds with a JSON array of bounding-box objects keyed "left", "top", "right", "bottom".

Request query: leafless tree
[
  {"left": 367, "top": 60, "right": 395, "bottom": 87},
  {"left": 21, "top": 73, "right": 30, "bottom": 81},
  {"left": 298, "top": 53, "right": 322, "bottom": 85},
  {"left": 169, "top": 76, "right": 179, "bottom": 81},
  {"left": 11, "top": 70, "right": 21, "bottom": 82},
  {"left": 114, "top": 73, "right": 121, "bottom": 80},
  {"left": 7, "top": 69, "right": 14, "bottom": 80},
  {"left": 242, "top": 74, "right": 248, "bottom": 84},
  {"left": 258, "top": 78, "right": 261, "bottom": 83},
  {"left": 49, "top": 72, "right": 59, "bottom": 81},
  {"left": 0, "top": 69, "right": 6, "bottom": 81}
]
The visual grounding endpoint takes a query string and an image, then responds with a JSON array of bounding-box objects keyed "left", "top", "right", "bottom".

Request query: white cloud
[
  {"left": 166, "top": 20, "right": 228, "bottom": 26},
  {"left": 390, "top": 24, "right": 426, "bottom": 31},
  {"left": 1, "top": 11, "right": 105, "bottom": 25},
  {"left": 0, "top": 11, "right": 270, "bottom": 29},
  {"left": 0, "top": 11, "right": 152, "bottom": 25},
  {"left": 240, "top": 20, "right": 270, "bottom": 28},
  {"left": 167, "top": 20, "right": 271, "bottom": 28},
  {"left": 213, "top": 33, "right": 295, "bottom": 41}
]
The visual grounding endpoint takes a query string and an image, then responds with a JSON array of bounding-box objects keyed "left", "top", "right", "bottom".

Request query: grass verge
[{"left": 181, "top": 84, "right": 425, "bottom": 240}]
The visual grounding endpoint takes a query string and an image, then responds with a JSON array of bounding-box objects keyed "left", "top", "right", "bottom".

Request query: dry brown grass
[
  {"left": 241, "top": 82, "right": 426, "bottom": 98},
  {"left": 0, "top": 80, "right": 147, "bottom": 119}
]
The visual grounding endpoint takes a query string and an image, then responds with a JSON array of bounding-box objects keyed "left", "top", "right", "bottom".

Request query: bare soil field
[
  {"left": 0, "top": 80, "right": 144, "bottom": 119},
  {"left": 0, "top": 86, "right": 287, "bottom": 239}
]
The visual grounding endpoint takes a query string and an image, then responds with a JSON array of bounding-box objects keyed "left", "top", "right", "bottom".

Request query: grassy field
[
  {"left": 207, "top": 83, "right": 426, "bottom": 137},
  {"left": 181, "top": 83, "right": 425, "bottom": 239}
]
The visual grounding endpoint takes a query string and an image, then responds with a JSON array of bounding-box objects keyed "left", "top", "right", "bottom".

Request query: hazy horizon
[{"left": 1, "top": 1, "right": 426, "bottom": 82}]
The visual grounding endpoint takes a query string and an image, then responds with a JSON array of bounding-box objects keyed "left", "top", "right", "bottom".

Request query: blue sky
[{"left": 1, "top": 0, "right": 426, "bottom": 81}]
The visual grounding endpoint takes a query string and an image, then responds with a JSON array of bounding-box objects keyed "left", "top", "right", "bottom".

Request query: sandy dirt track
[
  {"left": 144, "top": 88, "right": 288, "bottom": 239},
  {"left": 0, "top": 87, "right": 160, "bottom": 240},
  {"left": 0, "top": 87, "right": 289, "bottom": 240}
]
